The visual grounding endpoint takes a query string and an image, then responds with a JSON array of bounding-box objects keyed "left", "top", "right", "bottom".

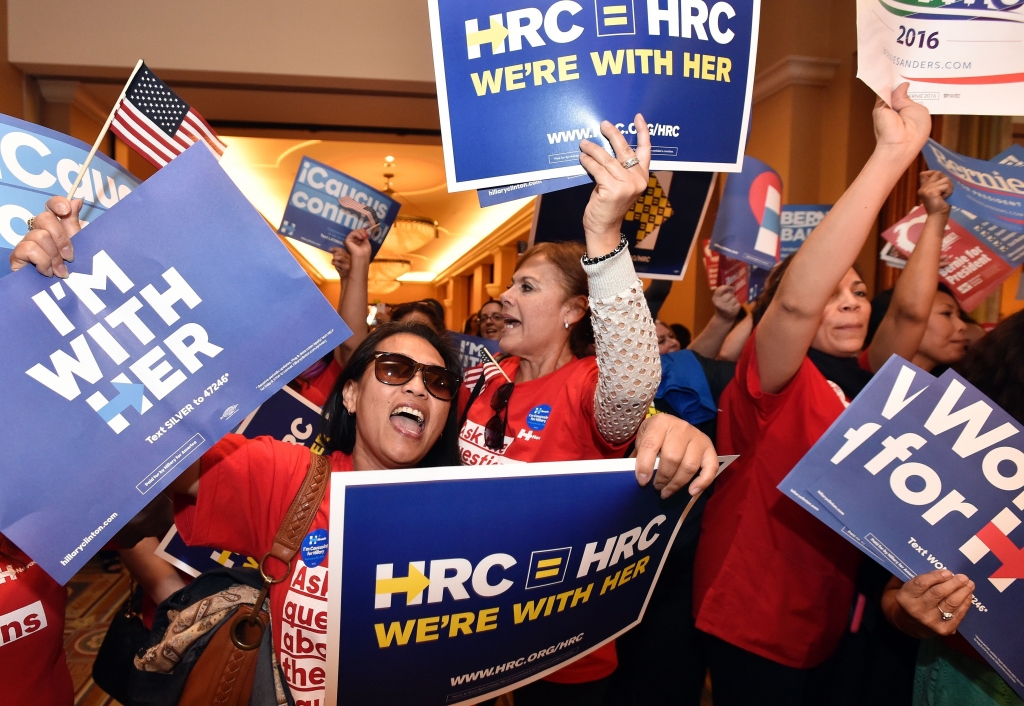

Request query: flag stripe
[
  {"left": 120, "top": 100, "right": 185, "bottom": 158},
  {"left": 110, "top": 118, "right": 169, "bottom": 167},
  {"left": 113, "top": 112, "right": 178, "bottom": 163},
  {"left": 183, "top": 111, "right": 227, "bottom": 151},
  {"left": 179, "top": 118, "right": 224, "bottom": 156}
]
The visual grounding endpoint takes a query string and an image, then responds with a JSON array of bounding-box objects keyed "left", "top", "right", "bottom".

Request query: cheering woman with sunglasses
[{"left": 459, "top": 117, "right": 720, "bottom": 705}]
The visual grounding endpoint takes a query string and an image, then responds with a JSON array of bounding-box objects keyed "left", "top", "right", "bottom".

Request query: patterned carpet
[{"left": 65, "top": 556, "right": 129, "bottom": 706}]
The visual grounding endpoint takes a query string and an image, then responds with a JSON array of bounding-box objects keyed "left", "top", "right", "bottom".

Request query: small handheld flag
[
  {"left": 109, "top": 63, "right": 226, "bottom": 168},
  {"left": 339, "top": 195, "right": 381, "bottom": 236}
]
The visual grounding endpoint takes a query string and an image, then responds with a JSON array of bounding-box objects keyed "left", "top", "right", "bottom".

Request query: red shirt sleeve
[
  {"left": 858, "top": 348, "right": 873, "bottom": 372},
  {"left": 174, "top": 434, "right": 313, "bottom": 560}
]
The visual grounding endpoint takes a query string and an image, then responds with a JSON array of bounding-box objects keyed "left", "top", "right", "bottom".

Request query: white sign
[{"left": 857, "top": 0, "right": 1024, "bottom": 115}]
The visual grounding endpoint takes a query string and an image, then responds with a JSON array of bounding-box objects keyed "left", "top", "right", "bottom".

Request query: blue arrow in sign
[{"left": 98, "top": 382, "right": 146, "bottom": 422}]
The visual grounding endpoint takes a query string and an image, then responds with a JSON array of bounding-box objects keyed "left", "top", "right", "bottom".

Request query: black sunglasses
[
  {"left": 484, "top": 382, "right": 514, "bottom": 451},
  {"left": 372, "top": 352, "right": 461, "bottom": 402}
]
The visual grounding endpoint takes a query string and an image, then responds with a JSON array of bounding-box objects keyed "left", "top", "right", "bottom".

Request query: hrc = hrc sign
[
  {"left": 525, "top": 547, "right": 572, "bottom": 589},
  {"left": 596, "top": 0, "right": 636, "bottom": 35}
]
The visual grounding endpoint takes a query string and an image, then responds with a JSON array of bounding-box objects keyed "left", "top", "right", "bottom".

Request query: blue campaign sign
[
  {"left": 785, "top": 357, "right": 1024, "bottom": 699},
  {"left": 154, "top": 386, "right": 323, "bottom": 577},
  {"left": 428, "top": 0, "right": 761, "bottom": 191},
  {"left": 477, "top": 173, "right": 593, "bottom": 207},
  {"left": 0, "top": 143, "right": 351, "bottom": 584},
  {"left": 325, "top": 456, "right": 736, "bottom": 705},
  {"left": 0, "top": 113, "right": 139, "bottom": 278},
  {"left": 450, "top": 332, "right": 502, "bottom": 371},
  {"left": 278, "top": 156, "right": 401, "bottom": 256},
  {"left": 532, "top": 171, "right": 714, "bottom": 279},
  {"left": 992, "top": 144, "right": 1024, "bottom": 169},
  {"left": 709, "top": 154, "right": 782, "bottom": 269},
  {"left": 779, "top": 204, "right": 832, "bottom": 258},
  {"left": 924, "top": 139, "right": 1024, "bottom": 257}
]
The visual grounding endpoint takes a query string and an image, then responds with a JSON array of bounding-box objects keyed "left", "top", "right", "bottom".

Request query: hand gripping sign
[
  {"left": 857, "top": 0, "right": 1024, "bottom": 115},
  {"left": 0, "top": 144, "right": 350, "bottom": 583},
  {"left": 428, "top": 0, "right": 761, "bottom": 191},
  {"left": 325, "top": 456, "right": 735, "bottom": 705},
  {"left": 781, "top": 357, "right": 1024, "bottom": 700}
]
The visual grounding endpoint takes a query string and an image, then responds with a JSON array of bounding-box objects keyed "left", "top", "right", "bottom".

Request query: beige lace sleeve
[{"left": 582, "top": 246, "right": 661, "bottom": 445}]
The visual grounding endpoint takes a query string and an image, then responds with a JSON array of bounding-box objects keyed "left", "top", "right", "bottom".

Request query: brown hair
[
  {"left": 515, "top": 241, "right": 595, "bottom": 358},
  {"left": 390, "top": 300, "right": 447, "bottom": 334}
]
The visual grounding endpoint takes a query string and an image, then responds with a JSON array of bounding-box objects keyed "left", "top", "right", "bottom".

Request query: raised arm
[
  {"left": 756, "top": 85, "right": 931, "bottom": 393},
  {"left": 689, "top": 285, "right": 742, "bottom": 359},
  {"left": 336, "top": 229, "right": 372, "bottom": 364},
  {"left": 868, "top": 171, "right": 952, "bottom": 371},
  {"left": 579, "top": 117, "right": 661, "bottom": 444}
]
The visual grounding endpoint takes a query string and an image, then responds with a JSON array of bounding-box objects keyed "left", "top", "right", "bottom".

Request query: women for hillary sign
[
  {"left": 0, "top": 144, "right": 350, "bottom": 584},
  {"left": 0, "top": 113, "right": 139, "bottom": 277},
  {"left": 278, "top": 156, "right": 401, "bottom": 256},
  {"left": 428, "top": 0, "right": 760, "bottom": 191},
  {"left": 325, "top": 456, "right": 735, "bottom": 705},
  {"left": 781, "top": 357, "right": 1024, "bottom": 699}
]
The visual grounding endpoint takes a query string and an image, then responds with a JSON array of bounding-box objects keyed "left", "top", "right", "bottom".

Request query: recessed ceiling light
[{"left": 385, "top": 155, "right": 395, "bottom": 162}]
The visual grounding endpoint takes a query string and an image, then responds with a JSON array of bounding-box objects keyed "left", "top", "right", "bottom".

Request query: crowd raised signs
[
  {"left": 0, "top": 144, "right": 350, "bottom": 583},
  {"left": 428, "top": 0, "right": 760, "bottom": 191},
  {"left": 450, "top": 332, "right": 502, "bottom": 372},
  {"left": 278, "top": 156, "right": 401, "bottom": 256},
  {"left": 857, "top": 0, "right": 1024, "bottom": 116},
  {"left": 325, "top": 456, "right": 735, "bottom": 705},
  {"left": 780, "top": 204, "right": 831, "bottom": 258},
  {"left": 532, "top": 171, "right": 714, "bottom": 279},
  {"left": 781, "top": 357, "right": 1024, "bottom": 700},
  {"left": 0, "top": 114, "right": 139, "bottom": 277}
]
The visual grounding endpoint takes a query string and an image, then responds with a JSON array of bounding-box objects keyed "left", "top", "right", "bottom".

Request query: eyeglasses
[
  {"left": 478, "top": 313, "right": 504, "bottom": 324},
  {"left": 484, "top": 382, "right": 514, "bottom": 451},
  {"left": 372, "top": 352, "right": 461, "bottom": 401}
]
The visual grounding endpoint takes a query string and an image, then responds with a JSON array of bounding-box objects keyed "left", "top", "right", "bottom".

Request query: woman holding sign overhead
[
  {"left": 691, "top": 84, "right": 934, "bottom": 705},
  {"left": 458, "top": 116, "right": 719, "bottom": 705}
]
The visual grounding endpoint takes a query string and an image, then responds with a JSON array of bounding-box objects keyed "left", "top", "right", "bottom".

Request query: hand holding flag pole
[{"left": 65, "top": 59, "right": 144, "bottom": 201}]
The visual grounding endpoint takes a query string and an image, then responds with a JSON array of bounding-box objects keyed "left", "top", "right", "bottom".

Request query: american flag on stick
[
  {"left": 339, "top": 195, "right": 381, "bottom": 235},
  {"left": 109, "top": 62, "right": 226, "bottom": 168},
  {"left": 463, "top": 347, "right": 510, "bottom": 390}
]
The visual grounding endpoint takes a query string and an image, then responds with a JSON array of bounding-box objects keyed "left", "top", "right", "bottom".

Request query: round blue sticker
[
  {"left": 526, "top": 404, "right": 551, "bottom": 431},
  {"left": 300, "top": 529, "right": 329, "bottom": 568}
]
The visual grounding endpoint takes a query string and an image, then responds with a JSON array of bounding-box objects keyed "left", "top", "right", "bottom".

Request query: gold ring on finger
[
  {"left": 939, "top": 607, "right": 954, "bottom": 621},
  {"left": 622, "top": 157, "right": 640, "bottom": 169}
]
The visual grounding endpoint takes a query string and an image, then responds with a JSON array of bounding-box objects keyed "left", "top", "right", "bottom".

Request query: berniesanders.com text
[{"left": 547, "top": 122, "right": 681, "bottom": 145}]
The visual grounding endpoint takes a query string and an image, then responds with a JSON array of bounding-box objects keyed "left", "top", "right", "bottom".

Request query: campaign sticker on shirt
[
  {"left": 526, "top": 405, "right": 551, "bottom": 431},
  {"left": 300, "top": 529, "right": 329, "bottom": 568}
]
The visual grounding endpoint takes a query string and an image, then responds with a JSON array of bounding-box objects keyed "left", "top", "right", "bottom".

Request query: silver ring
[
  {"left": 622, "top": 157, "right": 640, "bottom": 169},
  {"left": 26, "top": 217, "right": 34, "bottom": 230},
  {"left": 940, "top": 610, "right": 954, "bottom": 621}
]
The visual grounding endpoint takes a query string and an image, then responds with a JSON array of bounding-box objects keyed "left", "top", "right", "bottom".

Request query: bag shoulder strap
[
  {"left": 458, "top": 374, "right": 489, "bottom": 433},
  {"left": 268, "top": 453, "right": 332, "bottom": 566}
]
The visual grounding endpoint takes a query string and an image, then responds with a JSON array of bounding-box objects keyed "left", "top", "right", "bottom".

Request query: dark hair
[
  {"left": 751, "top": 255, "right": 865, "bottom": 329},
  {"left": 515, "top": 241, "right": 595, "bottom": 358},
  {"left": 319, "top": 322, "right": 462, "bottom": 468},
  {"left": 478, "top": 299, "right": 502, "bottom": 316},
  {"left": 391, "top": 301, "right": 447, "bottom": 334},
  {"left": 955, "top": 310, "right": 1024, "bottom": 424},
  {"left": 865, "top": 283, "right": 961, "bottom": 347},
  {"left": 670, "top": 323, "right": 692, "bottom": 348}
]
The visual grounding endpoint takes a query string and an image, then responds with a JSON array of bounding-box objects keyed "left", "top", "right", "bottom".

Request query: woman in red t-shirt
[
  {"left": 460, "top": 117, "right": 720, "bottom": 705},
  {"left": 167, "top": 321, "right": 464, "bottom": 706},
  {"left": 692, "top": 85, "right": 934, "bottom": 705},
  {"left": 0, "top": 534, "right": 74, "bottom": 706}
]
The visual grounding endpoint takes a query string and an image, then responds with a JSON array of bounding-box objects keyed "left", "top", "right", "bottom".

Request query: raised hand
[
  {"left": 873, "top": 83, "right": 931, "bottom": 159},
  {"left": 10, "top": 196, "right": 83, "bottom": 277},
  {"left": 330, "top": 247, "right": 352, "bottom": 279},
  {"left": 345, "top": 228, "right": 373, "bottom": 266},
  {"left": 919, "top": 170, "right": 953, "bottom": 215},
  {"left": 711, "top": 284, "right": 742, "bottom": 322},
  {"left": 579, "top": 115, "right": 651, "bottom": 257}
]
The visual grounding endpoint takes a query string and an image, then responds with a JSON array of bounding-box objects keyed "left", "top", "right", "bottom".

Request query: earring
[{"left": 564, "top": 321, "right": 570, "bottom": 329}]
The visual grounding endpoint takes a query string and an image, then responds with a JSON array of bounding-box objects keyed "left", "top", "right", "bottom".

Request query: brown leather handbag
[{"left": 178, "top": 453, "right": 331, "bottom": 706}]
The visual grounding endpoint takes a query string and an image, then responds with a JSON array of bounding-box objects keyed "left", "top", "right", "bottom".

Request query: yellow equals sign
[
  {"left": 534, "top": 557, "right": 562, "bottom": 578},
  {"left": 603, "top": 5, "right": 629, "bottom": 26}
]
